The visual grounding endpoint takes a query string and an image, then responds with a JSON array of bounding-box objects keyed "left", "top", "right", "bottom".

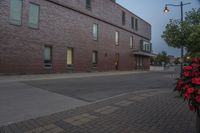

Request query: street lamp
[{"left": 163, "top": 1, "right": 191, "bottom": 77}]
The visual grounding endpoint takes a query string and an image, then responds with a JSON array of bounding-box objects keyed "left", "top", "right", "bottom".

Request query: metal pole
[{"left": 180, "top": 1, "right": 184, "bottom": 77}]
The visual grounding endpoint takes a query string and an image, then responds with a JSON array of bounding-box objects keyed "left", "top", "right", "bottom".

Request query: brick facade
[{"left": 0, "top": 0, "right": 152, "bottom": 74}]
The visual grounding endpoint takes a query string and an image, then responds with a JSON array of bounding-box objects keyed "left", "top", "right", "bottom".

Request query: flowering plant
[{"left": 175, "top": 58, "right": 200, "bottom": 113}]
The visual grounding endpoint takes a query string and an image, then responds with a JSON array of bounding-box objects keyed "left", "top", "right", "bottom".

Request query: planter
[{"left": 197, "top": 109, "right": 200, "bottom": 133}]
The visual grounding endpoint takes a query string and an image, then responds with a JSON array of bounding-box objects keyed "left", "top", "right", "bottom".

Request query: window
[
  {"left": 130, "top": 36, "right": 133, "bottom": 49},
  {"left": 92, "top": 24, "right": 98, "bottom": 40},
  {"left": 44, "top": 46, "right": 52, "bottom": 68},
  {"left": 135, "top": 18, "right": 138, "bottom": 31},
  {"left": 9, "top": 0, "right": 22, "bottom": 25},
  {"left": 131, "top": 17, "right": 134, "bottom": 29},
  {"left": 115, "top": 31, "right": 119, "bottom": 45},
  {"left": 86, "top": 0, "right": 91, "bottom": 9},
  {"left": 67, "top": 48, "right": 73, "bottom": 66},
  {"left": 122, "top": 11, "right": 126, "bottom": 25},
  {"left": 28, "top": 3, "right": 39, "bottom": 28},
  {"left": 92, "top": 51, "right": 98, "bottom": 67}
]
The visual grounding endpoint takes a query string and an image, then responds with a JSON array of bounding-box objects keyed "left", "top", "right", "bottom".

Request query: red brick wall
[{"left": 0, "top": 0, "right": 151, "bottom": 74}]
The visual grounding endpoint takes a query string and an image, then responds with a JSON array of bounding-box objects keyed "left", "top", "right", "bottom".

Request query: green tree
[
  {"left": 162, "top": 8, "right": 200, "bottom": 56},
  {"left": 155, "top": 51, "right": 170, "bottom": 65}
]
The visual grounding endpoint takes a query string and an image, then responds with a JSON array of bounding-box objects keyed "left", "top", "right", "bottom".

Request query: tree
[
  {"left": 162, "top": 8, "right": 200, "bottom": 56},
  {"left": 155, "top": 51, "right": 170, "bottom": 65}
]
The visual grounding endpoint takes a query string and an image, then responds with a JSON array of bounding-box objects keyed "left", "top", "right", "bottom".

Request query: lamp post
[{"left": 163, "top": 1, "right": 191, "bottom": 77}]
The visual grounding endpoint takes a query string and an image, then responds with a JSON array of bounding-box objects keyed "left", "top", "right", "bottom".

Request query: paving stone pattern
[{"left": 0, "top": 89, "right": 196, "bottom": 133}]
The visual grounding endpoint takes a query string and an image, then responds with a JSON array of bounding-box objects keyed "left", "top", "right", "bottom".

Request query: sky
[{"left": 116, "top": 0, "right": 200, "bottom": 57}]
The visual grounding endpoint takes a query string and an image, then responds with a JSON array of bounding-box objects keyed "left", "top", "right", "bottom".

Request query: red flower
[
  {"left": 189, "top": 105, "right": 195, "bottom": 111},
  {"left": 183, "top": 66, "right": 192, "bottom": 71},
  {"left": 177, "top": 81, "right": 184, "bottom": 88},
  {"left": 184, "top": 71, "right": 190, "bottom": 77},
  {"left": 192, "top": 78, "right": 200, "bottom": 85},
  {"left": 198, "top": 90, "right": 200, "bottom": 95},
  {"left": 192, "top": 58, "right": 199, "bottom": 62},
  {"left": 192, "top": 70, "right": 199, "bottom": 77},
  {"left": 185, "top": 84, "right": 190, "bottom": 89},
  {"left": 188, "top": 87, "right": 195, "bottom": 93},
  {"left": 196, "top": 96, "right": 200, "bottom": 103},
  {"left": 191, "top": 63, "right": 200, "bottom": 68},
  {"left": 185, "top": 92, "right": 191, "bottom": 100}
]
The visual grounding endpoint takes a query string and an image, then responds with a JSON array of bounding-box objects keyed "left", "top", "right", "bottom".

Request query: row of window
[
  {"left": 86, "top": 0, "right": 138, "bottom": 30},
  {"left": 9, "top": 0, "right": 39, "bottom": 28},
  {"left": 92, "top": 23, "right": 134, "bottom": 49},
  {"left": 10, "top": 0, "right": 139, "bottom": 31},
  {"left": 9, "top": 0, "right": 139, "bottom": 49},
  {"left": 44, "top": 46, "right": 98, "bottom": 68}
]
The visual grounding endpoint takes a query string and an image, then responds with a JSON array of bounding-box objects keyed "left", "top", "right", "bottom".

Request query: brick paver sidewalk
[{"left": 0, "top": 89, "right": 196, "bottom": 133}]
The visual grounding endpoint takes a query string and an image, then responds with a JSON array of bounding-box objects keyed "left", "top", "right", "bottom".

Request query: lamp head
[{"left": 164, "top": 5, "right": 169, "bottom": 13}]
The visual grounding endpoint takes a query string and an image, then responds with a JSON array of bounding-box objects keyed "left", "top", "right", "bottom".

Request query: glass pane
[
  {"left": 130, "top": 36, "right": 133, "bottom": 48},
  {"left": 67, "top": 48, "right": 73, "bottom": 65},
  {"left": 29, "top": 3, "right": 39, "bottom": 28},
  {"left": 115, "top": 31, "right": 119, "bottom": 44},
  {"left": 93, "top": 24, "right": 98, "bottom": 40},
  {"left": 10, "top": 0, "right": 22, "bottom": 24},
  {"left": 44, "top": 47, "right": 51, "bottom": 60},
  {"left": 92, "top": 51, "right": 97, "bottom": 64}
]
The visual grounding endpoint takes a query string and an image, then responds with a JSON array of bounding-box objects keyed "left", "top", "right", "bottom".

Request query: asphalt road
[{"left": 23, "top": 71, "right": 175, "bottom": 102}]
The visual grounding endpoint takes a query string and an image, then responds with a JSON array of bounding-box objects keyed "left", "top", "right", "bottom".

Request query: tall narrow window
[
  {"left": 9, "top": 0, "right": 22, "bottom": 25},
  {"left": 93, "top": 24, "right": 98, "bottom": 41},
  {"left": 131, "top": 17, "right": 134, "bottom": 29},
  {"left": 122, "top": 11, "right": 126, "bottom": 25},
  {"left": 130, "top": 36, "right": 133, "bottom": 49},
  {"left": 92, "top": 51, "right": 98, "bottom": 67},
  {"left": 67, "top": 48, "right": 73, "bottom": 66},
  {"left": 44, "top": 46, "right": 52, "bottom": 68},
  {"left": 86, "top": 0, "right": 91, "bottom": 9},
  {"left": 28, "top": 3, "right": 39, "bottom": 28},
  {"left": 115, "top": 31, "right": 119, "bottom": 45},
  {"left": 135, "top": 18, "right": 138, "bottom": 31}
]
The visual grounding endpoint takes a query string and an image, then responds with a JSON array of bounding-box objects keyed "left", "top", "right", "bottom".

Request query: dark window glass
[
  {"left": 135, "top": 19, "right": 138, "bottom": 31},
  {"left": 86, "top": 0, "right": 91, "bottom": 9},
  {"left": 122, "top": 11, "right": 125, "bottom": 25},
  {"left": 131, "top": 17, "right": 134, "bottom": 29}
]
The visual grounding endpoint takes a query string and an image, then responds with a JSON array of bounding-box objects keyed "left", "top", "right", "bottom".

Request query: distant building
[
  {"left": 0, "top": 0, "right": 153, "bottom": 74},
  {"left": 168, "top": 55, "right": 176, "bottom": 65}
]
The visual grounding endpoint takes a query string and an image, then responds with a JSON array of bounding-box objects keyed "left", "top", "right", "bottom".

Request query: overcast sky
[{"left": 116, "top": 0, "right": 200, "bottom": 57}]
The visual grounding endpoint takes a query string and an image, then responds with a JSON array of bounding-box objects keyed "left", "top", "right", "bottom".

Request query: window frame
[
  {"left": 9, "top": 0, "right": 23, "bottom": 26},
  {"left": 66, "top": 47, "right": 74, "bottom": 67},
  {"left": 28, "top": 2, "right": 40, "bottom": 29},
  {"left": 92, "top": 23, "right": 98, "bottom": 41},
  {"left": 86, "top": 0, "right": 91, "bottom": 9},
  {"left": 44, "top": 46, "right": 53, "bottom": 68},
  {"left": 130, "top": 36, "right": 133, "bottom": 49},
  {"left": 122, "top": 11, "right": 126, "bottom": 26},
  {"left": 92, "top": 50, "right": 98, "bottom": 67},
  {"left": 131, "top": 17, "right": 134, "bottom": 30},
  {"left": 115, "top": 31, "right": 119, "bottom": 45},
  {"left": 135, "top": 18, "right": 138, "bottom": 31}
]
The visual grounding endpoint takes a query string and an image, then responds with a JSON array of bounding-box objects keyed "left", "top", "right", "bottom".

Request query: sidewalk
[
  {"left": 0, "top": 89, "right": 196, "bottom": 133},
  {"left": 0, "top": 71, "right": 149, "bottom": 82}
]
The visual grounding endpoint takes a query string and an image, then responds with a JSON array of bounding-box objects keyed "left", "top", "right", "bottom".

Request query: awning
[{"left": 133, "top": 51, "right": 156, "bottom": 57}]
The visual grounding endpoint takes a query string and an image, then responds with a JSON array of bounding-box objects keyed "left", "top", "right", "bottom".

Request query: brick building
[{"left": 0, "top": 0, "right": 152, "bottom": 74}]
